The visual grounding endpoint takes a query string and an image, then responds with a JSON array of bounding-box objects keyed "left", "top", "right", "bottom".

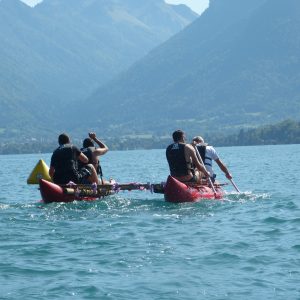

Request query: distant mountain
[
  {"left": 82, "top": 0, "right": 300, "bottom": 138},
  {"left": 0, "top": 0, "right": 197, "bottom": 140}
]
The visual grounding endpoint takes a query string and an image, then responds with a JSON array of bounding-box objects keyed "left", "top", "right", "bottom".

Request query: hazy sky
[
  {"left": 165, "top": 0, "right": 209, "bottom": 14},
  {"left": 20, "top": 0, "right": 42, "bottom": 6},
  {"left": 20, "top": 0, "right": 209, "bottom": 14}
]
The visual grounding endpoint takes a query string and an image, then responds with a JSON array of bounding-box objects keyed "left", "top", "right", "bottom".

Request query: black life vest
[
  {"left": 51, "top": 144, "right": 79, "bottom": 183},
  {"left": 79, "top": 147, "right": 102, "bottom": 176},
  {"left": 52, "top": 144, "right": 78, "bottom": 171},
  {"left": 78, "top": 147, "right": 93, "bottom": 169},
  {"left": 166, "top": 143, "right": 193, "bottom": 176}
]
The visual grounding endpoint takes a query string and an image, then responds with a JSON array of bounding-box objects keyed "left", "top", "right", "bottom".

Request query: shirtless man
[{"left": 78, "top": 132, "right": 109, "bottom": 183}]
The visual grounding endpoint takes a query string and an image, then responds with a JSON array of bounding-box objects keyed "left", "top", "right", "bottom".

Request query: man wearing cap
[
  {"left": 166, "top": 130, "right": 210, "bottom": 183},
  {"left": 192, "top": 136, "right": 232, "bottom": 182}
]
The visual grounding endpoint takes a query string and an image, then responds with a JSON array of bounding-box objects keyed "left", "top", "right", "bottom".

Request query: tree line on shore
[
  {"left": 0, "top": 119, "right": 299, "bottom": 155},
  {"left": 209, "top": 119, "right": 300, "bottom": 147}
]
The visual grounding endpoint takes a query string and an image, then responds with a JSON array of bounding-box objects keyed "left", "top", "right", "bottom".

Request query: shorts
[
  {"left": 77, "top": 166, "right": 92, "bottom": 183},
  {"left": 183, "top": 174, "right": 198, "bottom": 183},
  {"left": 54, "top": 172, "right": 78, "bottom": 184}
]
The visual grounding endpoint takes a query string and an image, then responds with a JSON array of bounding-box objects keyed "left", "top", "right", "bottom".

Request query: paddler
[
  {"left": 49, "top": 133, "right": 100, "bottom": 184},
  {"left": 166, "top": 130, "right": 210, "bottom": 183},
  {"left": 78, "top": 132, "right": 109, "bottom": 184},
  {"left": 192, "top": 136, "right": 232, "bottom": 183}
]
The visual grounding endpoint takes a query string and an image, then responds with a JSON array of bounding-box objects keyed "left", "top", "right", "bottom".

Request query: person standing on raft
[
  {"left": 49, "top": 133, "right": 99, "bottom": 184},
  {"left": 166, "top": 130, "right": 210, "bottom": 183}
]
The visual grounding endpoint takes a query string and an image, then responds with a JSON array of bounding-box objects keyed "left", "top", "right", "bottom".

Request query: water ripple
[{"left": 1, "top": 147, "right": 300, "bottom": 300}]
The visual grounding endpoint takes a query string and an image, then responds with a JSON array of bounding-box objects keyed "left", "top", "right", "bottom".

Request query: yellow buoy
[{"left": 27, "top": 159, "right": 52, "bottom": 184}]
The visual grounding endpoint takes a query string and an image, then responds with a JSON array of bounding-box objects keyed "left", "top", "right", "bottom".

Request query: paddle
[
  {"left": 194, "top": 143, "right": 241, "bottom": 194},
  {"left": 98, "top": 165, "right": 104, "bottom": 185},
  {"left": 194, "top": 144, "right": 217, "bottom": 196},
  {"left": 229, "top": 179, "right": 241, "bottom": 193}
]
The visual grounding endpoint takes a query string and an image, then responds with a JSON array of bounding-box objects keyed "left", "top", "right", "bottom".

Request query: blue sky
[{"left": 21, "top": 0, "right": 209, "bottom": 14}]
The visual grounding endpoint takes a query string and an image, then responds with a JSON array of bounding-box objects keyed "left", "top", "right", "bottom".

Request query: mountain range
[
  {"left": 1, "top": 0, "right": 299, "bottom": 146},
  {"left": 0, "top": 0, "right": 197, "bottom": 140},
  {"left": 79, "top": 0, "right": 300, "bottom": 139}
]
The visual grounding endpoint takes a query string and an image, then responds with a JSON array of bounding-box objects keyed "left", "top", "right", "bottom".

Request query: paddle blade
[{"left": 230, "top": 179, "right": 240, "bottom": 193}]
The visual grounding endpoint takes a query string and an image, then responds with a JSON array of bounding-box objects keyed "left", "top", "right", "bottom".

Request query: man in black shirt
[{"left": 49, "top": 133, "right": 99, "bottom": 184}]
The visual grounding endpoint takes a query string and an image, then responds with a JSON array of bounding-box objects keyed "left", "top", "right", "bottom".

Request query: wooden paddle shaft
[{"left": 61, "top": 182, "right": 165, "bottom": 194}]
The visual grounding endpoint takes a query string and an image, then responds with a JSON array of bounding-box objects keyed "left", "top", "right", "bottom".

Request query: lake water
[{"left": 0, "top": 145, "right": 300, "bottom": 299}]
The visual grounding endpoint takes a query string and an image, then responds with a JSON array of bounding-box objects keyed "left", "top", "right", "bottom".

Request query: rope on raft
[
  {"left": 110, "top": 182, "right": 156, "bottom": 193},
  {"left": 64, "top": 181, "right": 165, "bottom": 195},
  {"left": 63, "top": 180, "right": 225, "bottom": 197}
]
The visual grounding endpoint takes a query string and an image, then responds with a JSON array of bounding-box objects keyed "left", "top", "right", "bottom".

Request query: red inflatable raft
[
  {"left": 164, "top": 175, "right": 224, "bottom": 203},
  {"left": 39, "top": 179, "right": 113, "bottom": 204},
  {"left": 38, "top": 179, "right": 164, "bottom": 204},
  {"left": 39, "top": 177, "right": 224, "bottom": 204}
]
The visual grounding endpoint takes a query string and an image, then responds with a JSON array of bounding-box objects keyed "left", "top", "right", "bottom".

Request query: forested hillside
[
  {"left": 0, "top": 0, "right": 197, "bottom": 140},
  {"left": 82, "top": 0, "right": 300, "bottom": 139},
  {"left": 211, "top": 119, "right": 300, "bottom": 147},
  {"left": 1, "top": 119, "right": 299, "bottom": 154}
]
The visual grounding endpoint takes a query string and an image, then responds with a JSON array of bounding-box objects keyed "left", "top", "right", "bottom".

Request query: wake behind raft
[{"left": 28, "top": 160, "right": 226, "bottom": 203}]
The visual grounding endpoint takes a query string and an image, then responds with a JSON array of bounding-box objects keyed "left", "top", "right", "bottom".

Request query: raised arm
[
  {"left": 78, "top": 152, "right": 88, "bottom": 164},
  {"left": 89, "top": 132, "right": 109, "bottom": 156}
]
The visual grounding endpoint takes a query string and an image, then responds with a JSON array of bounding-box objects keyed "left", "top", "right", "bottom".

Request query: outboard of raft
[{"left": 39, "top": 179, "right": 165, "bottom": 204}]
